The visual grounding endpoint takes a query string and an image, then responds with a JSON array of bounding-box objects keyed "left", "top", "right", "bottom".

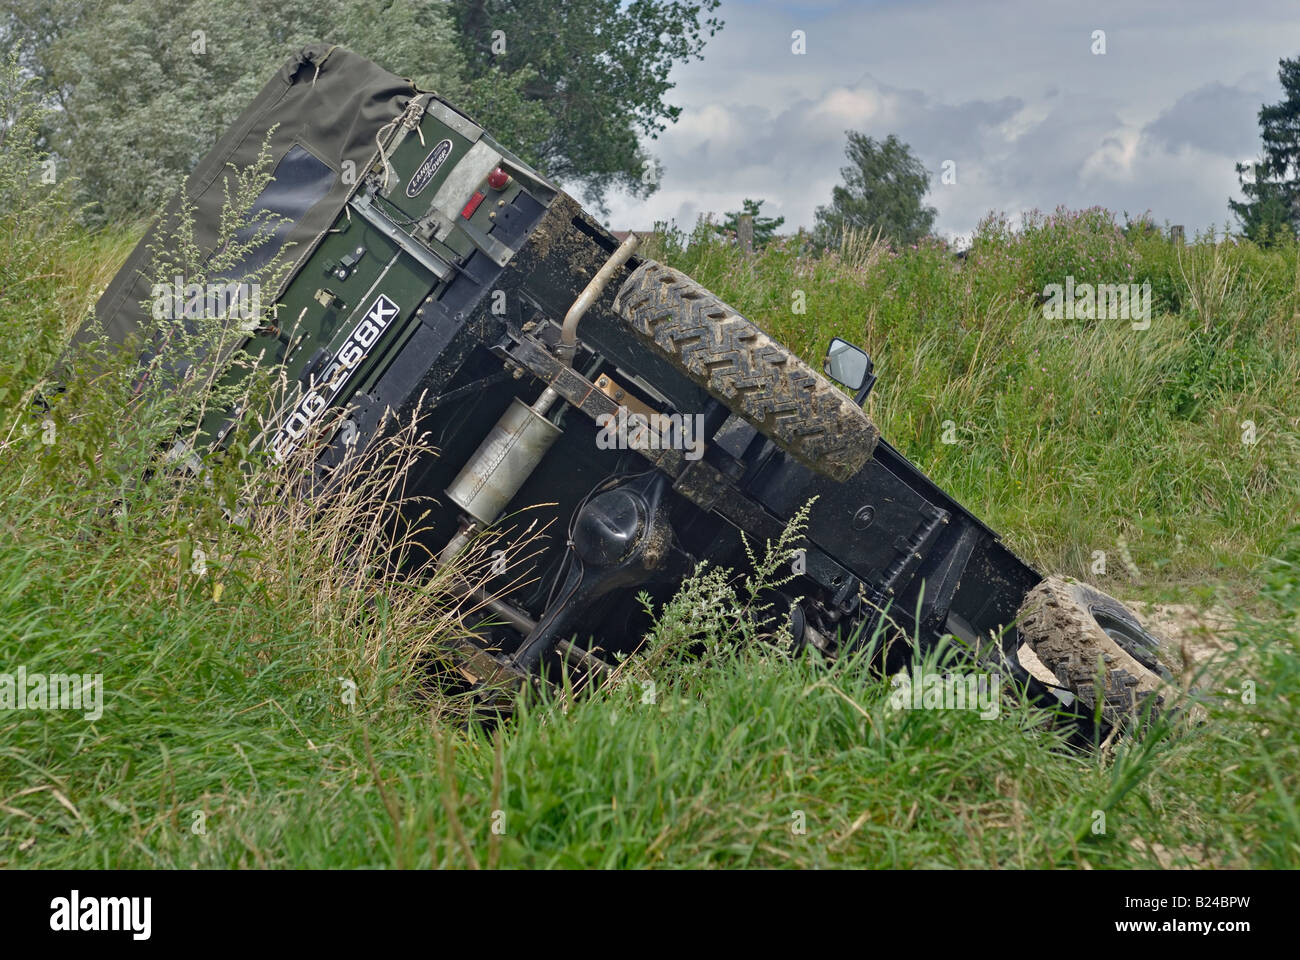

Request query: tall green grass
[
  {"left": 2, "top": 56, "right": 1297, "bottom": 866},
  {"left": 3, "top": 477, "right": 1294, "bottom": 867},
  {"left": 648, "top": 211, "right": 1300, "bottom": 600}
]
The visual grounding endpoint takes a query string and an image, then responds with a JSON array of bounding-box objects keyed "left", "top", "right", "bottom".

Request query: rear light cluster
[
  {"left": 460, "top": 191, "right": 485, "bottom": 219},
  {"left": 461, "top": 168, "right": 510, "bottom": 219}
]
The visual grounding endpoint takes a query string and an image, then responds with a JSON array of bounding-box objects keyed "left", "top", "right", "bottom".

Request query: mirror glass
[{"left": 823, "top": 337, "right": 869, "bottom": 389}]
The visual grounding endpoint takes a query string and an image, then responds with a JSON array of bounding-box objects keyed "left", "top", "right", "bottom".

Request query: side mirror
[{"left": 823, "top": 337, "right": 870, "bottom": 390}]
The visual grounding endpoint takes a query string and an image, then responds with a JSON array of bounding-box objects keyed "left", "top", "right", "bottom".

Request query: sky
[{"left": 596, "top": 0, "right": 1300, "bottom": 243}]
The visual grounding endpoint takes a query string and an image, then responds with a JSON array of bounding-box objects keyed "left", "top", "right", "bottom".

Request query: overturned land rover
[{"left": 75, "top": 44, "right": 1170, "bottom": 734}]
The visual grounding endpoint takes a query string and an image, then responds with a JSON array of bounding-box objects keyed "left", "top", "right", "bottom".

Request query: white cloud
[
  {"left": 1080, "top": 128, "right": 1143, "bottom": 184},
  {"left": 587, "top": 0, "right": 1300, "bottom": 238},
  {"left": 811, "top": 87, "right": 896, "bottom": 128}
]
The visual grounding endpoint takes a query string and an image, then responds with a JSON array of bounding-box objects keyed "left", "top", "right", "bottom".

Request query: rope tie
[
  {"left": 374, "top": 98, "right": 427, "bottom": 190},
  {"left": 310, "top": 45, "right": 338, "bottom": 87}
]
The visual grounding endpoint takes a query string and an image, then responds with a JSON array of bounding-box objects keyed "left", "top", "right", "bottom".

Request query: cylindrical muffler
[{"left": 446, "top": 397, "right": 562, "bottom": 526}]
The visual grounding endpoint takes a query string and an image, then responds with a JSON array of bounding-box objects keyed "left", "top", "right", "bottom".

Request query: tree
[
  {"left": 449, "top": 0, "right": 723, "bottom": 211},
  {"left": 1230, "top": 56, "right": 1300, "bottom": 245},
  {"left": 3, "top": 0, "right": 724, "bottom": 222},
  {"left": 712, "top": 198, "right": 784, "bottom": 248},
  {"left": 813, "top": 131, "right": 936, "bottom": 248},
  {"left": 1231, "top": 164, "right": 1294, "bottom": 245},
  {"left": 5, "top": 0, "right": 469, "bottom": 224}
]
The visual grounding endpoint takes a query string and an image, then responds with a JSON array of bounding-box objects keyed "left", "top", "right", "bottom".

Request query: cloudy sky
[{"left": 597, "top": 0, "right": 1300, "bottom": 243}]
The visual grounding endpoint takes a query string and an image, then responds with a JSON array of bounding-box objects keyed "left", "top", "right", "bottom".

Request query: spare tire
[
  {"left": 612, "top": 260, "right": 878, "bottom": 482},
  {"left": 1017, "top": 576, "right": 1169, "bottom": 731}
]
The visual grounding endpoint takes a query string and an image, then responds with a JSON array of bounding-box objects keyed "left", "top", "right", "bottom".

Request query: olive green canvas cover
[{"left": 74, "top": 43, "right": 416, "bottom": 355}]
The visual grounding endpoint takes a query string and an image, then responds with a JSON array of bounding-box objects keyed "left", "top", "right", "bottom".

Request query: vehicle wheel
[
  {"left": 612, "top": 260, "right": 878, "bottom": 482},
  {"left": 1017, "top": 576, "right": 1168, "bottom": 731},
  {"left": 1082, "top": 588, "right": 1168, "bottom": 676}
]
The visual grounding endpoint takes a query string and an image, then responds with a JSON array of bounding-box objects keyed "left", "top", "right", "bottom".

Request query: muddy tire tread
[
  {"left": 613, "top": 260, "right": 878, "bottom": 481},
  {"left": 1018, "top": 575, "right": 1166, "bottom": 731}
]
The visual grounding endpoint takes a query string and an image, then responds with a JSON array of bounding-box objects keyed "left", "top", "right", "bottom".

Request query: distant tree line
[{"left": 8, "top": 0, "right": 1293, "bottom": 250}]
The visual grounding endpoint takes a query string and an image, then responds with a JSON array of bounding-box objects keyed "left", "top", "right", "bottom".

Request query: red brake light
[{"left": 460, "top": 191, "right": 485, "bottom": 219}]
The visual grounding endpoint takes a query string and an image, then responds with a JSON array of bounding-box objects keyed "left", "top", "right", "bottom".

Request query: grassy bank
[
  {"left": 2, "top": 63, "right": 1297, "bottom": 865},
  {"left": 649, "top": 212, "right": 1300, "bottom": 604}
]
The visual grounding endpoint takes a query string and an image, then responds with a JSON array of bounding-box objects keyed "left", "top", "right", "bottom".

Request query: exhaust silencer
[{"left": 446, "top": 397, "right": 562, "bottom": 526}]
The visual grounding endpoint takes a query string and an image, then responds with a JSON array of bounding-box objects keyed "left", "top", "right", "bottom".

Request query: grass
[
  {"left": 648, "top": 212, "right": 1300, "bottom": 602},
  {"left": 2, "top": 61, "right": 1297, "bottom": 867},
  {"left": 2, "top": 500, "right": 1294, "bottom": 867}
]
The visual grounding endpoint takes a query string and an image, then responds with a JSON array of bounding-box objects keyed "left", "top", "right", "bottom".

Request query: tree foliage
[
  {"left": 449, "top": 0, "right": 723, "bottom": 210},
  {"left": 711, "top": 198, "right": 784, "bottom": 249},
  {"left": 2, "top": 0, "right": 723, "bottom": 223},
  {"left": 813, "top": 131, "right": 936, "bottom": 248},
  {"left": 1230, "top": 56, "right": 1300, "bottom": 246},
  {"left": 3, "top": 0, "right": 466, "bottom": 224}
]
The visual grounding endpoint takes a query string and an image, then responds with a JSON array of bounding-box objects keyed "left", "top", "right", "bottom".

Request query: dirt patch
[
  {"left": 1123, "top": 600, "right": 1236, "bottom": 675},
  {"left": 1128, "top": 837, "right": 1211, "bottom": 869}
]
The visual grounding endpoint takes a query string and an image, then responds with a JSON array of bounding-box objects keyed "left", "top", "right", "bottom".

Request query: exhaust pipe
[
  {"left": 445, "top": 397, "right": 563, "bottom": 527},
  {"left": 557, "top": 232, "right": 639, "bottom": 365}
]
